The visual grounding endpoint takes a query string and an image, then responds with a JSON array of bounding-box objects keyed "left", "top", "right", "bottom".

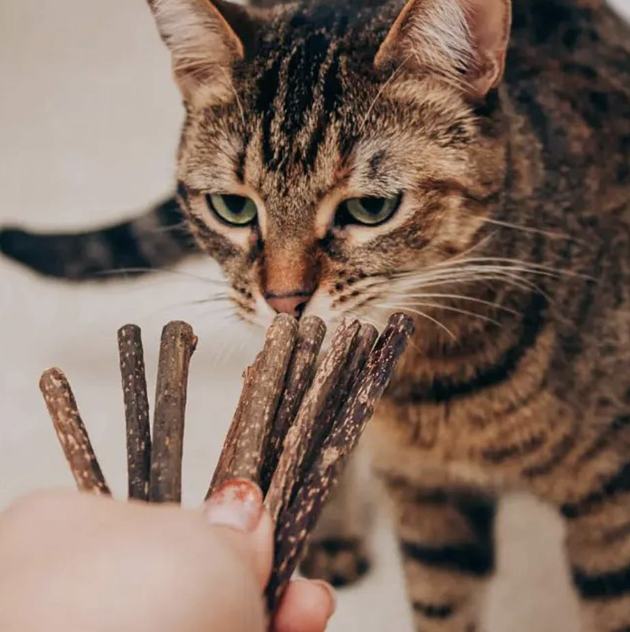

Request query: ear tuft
[
  {"left": 375, "top": 0, "right": 511, "bottom": 100},
  {"left": 147, "top": 0, "right": 251, "bottom": 102}
]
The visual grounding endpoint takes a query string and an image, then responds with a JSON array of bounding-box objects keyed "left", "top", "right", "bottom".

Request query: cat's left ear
[
  {"left": 375, "top": 0, "right": 511, "bottom": 100},
  {"left": 146, "top": 0, "right": 256, "bottom": 103}
]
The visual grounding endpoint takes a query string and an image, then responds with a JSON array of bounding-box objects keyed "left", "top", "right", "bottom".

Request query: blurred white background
[{"left": 1, "top": 0, "right": 629, "bottom": 629}]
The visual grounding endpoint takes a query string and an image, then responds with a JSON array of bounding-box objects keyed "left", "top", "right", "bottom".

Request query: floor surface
[{"left": 2, "top": 0, "right": 630, "bottom": 629}]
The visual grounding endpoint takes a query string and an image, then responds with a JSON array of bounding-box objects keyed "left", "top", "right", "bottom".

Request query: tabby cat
[{"left": 2, "top": 0, "right": 630, "bottom": 629}]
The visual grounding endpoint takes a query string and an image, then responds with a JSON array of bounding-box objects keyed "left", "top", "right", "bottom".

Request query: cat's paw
[{"left": 299, "top": 537, "right": 371, "bottom": 588}]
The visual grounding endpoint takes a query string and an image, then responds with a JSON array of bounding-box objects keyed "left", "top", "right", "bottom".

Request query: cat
[{"left": 2, "top": 0, "right": 630, "bottom": 629}]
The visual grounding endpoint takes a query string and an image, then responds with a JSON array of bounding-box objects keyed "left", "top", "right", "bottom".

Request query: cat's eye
[
  {"left": 337, "top": 195, "right": 402, "bottom": 227},
  {"left": 206, "top": 194, "right": 257, "bottom": 226}
]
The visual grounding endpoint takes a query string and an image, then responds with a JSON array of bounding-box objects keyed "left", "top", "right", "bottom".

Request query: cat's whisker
[
  {"left": 191, "top": 294, "right": 234, "bottom": 306},
  {"left": 467, "top": 215, "right": 582, "bottom": 243},
  {"left": 341, "top": 236, "right": 501, "bottom": 294},
  {"left": 373, "top": 268, "right": 545, "bottom": 296},
  {"left": 94, "top": 266, "right": 230, "bottom": 285},
  {"left": 148, "top": 291, "right": 233, "bottom": 316},
  {"left": 389, "top": 264, "right": 556, "bottom": 283},
  {"left": 385, "top": 253, "right": 590, "bottom": 283},
  {"left": 442, "top": 233, "right": 498, "bottom": 262},
  {"left": 143, "top": 221, "right": 191, "bottom": 234},
  {"left": 353, "top": 236, "right": 498, "bottom": 292},
  {"left": 227, "top": 72, "right": 246, "bottom": 129},
  {"left": 148, "top": 297, "right": 233, "bottom": 316},
  {"left": 382, "top": 300, "right": 503, "bottom": 326},
  {"left": 350, "top": 306, "right": 427, "bottom": 356},
  {"left": 371, "top": 303, "right": 459, "bottom": 342},
  {"left": 427, "top": 257, "right": 595, "bottom": 279},
  {"left": 391, "top": 270, "right": 547, "bottom": 295},
  {"left": 358, "top": 53, "right": 411, "bottom": 134},
  {"left": 345, "top": 308, "right": 383, "bottom": 329},
  {"left": 192, "top": 304, "right": 241, "bottom": 324},
  {"left": 384, "top": 292, "right": 519, "bottom": 315},
  {"left": 138, "top": 297, "right": 235, "bottom": 323},
  {"left": 385, "top": 265, "right": 558, "bottom": 297}
]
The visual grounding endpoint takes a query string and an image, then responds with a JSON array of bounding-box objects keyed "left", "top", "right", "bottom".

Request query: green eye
[
  {"left": 339, "top": 195, "right": 401, "bottom": 226},
  {"left": 206, "top": 194, "right": 257, "bottom": 226}
]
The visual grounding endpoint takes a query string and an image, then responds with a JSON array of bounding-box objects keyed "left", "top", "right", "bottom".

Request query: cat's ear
[
  {"left": 146, "top": 0, "right": 254, "bottom": 102},
  {"left": 374, "top": 0, "right": 511, "bottom": 100}
]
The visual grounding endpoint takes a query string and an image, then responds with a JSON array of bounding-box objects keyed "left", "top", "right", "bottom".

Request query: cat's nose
[{"left": 265, "top": 293, "right": 311, "bottom": 319}]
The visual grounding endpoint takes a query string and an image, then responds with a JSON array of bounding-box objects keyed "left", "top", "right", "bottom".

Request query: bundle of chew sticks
[{"left": 38, "top": 312, "right": 414, "bottom": 614}]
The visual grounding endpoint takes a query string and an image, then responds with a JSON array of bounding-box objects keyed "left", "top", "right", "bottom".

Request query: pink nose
[{"left": 266, "top": 294, "right": 311, "bottom": 319}]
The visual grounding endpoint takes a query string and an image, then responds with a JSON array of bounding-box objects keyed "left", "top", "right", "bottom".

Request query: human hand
[{"left": 0, "top": 481, "right": 335, "bottom": 632}]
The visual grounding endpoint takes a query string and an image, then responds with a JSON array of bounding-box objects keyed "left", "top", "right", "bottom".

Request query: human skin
[{"left": 0, "top": 481, "right": 335, "bottom": 632}]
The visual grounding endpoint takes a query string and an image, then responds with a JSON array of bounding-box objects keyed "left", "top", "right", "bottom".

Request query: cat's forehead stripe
[{"left": 252, "top": 13, "right": 349, "bottom": 173}]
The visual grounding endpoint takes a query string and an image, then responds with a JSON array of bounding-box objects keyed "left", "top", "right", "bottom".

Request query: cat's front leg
[
  {"left": 561, "top": 467, "right": 630, "bottom": 632},
  {"left": 381, "top": 472, "right": 496, "bottom": 632},
  {"left": 299, "top": 448, "right": 374, "bottom": 588}
]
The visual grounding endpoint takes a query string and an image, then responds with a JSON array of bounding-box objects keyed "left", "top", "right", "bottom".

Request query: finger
[
  {"left": 272, "top": 579, "right": 336, "bottom": 632},
  {"left": 204, "top": 479, "right": 274, "bottom": 587}
]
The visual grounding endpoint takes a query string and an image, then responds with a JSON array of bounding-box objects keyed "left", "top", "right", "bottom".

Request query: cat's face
[{"left": 150, "top": 0, "right": 511, "bottom": 329}]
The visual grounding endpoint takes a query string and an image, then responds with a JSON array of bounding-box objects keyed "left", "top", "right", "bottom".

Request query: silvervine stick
[
  {"left": 265, "top": 313, "right": 415, "bottom": 612},
  {"left": 40, "top": 368, "right": 111, "bottom": 495},
  {"left": 264, "top": 316, "right": 361, "bottom": 524},
  {"left": 313, "top": 322, "right": 378, "bottom": 453},
  {"left": 209, "top": 314, "right": 298, "bottom": 496},
  {"left": 40, "top": 313, "right": 413, "bottom": 623},
  {"left": 260, "top": 315, "right": 326, "bottom": 494},
  {"left": 117, "top": 324, "right": 152, "bottom": 501},
  {"left": 149, "top": 320, "right": 197, "bottom": 503},
  {"left": 206, "top": 357, "right": 261, "bottom": 498}
]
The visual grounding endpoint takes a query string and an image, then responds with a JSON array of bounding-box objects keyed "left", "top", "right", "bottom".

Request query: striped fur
[
  {"left": 0, "top": 196, "right": 197, "bottom": 281},
  {"left": 2, "top": 0, "right": 630, "bottom": 629}
]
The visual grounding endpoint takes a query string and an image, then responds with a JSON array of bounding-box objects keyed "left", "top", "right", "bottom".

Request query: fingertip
[
  {"left": 309, "top": 580, "right": 336, "bottom": 613},
  {"left": 272, "top": 579, "right": 336, "bottom": 632},
  {"left": 202, "top": 486, "right": 274, "bottom": 589},
  {"left": 205, "top": 479, "right": 264, "bottom": 532}
]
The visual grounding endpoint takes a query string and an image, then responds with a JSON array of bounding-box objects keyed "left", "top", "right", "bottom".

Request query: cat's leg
[
  {"left": 299, "top": 450, "right": 374, "bottom": 587},
  {"left": 0, "top": 194, "right": 198, "bottom": 281},
  {"left": 562, "top": 488, "right": 630, "bottom": 631},
  {"left": 383, "top": 475, "right": 496, "bottom": 632}
]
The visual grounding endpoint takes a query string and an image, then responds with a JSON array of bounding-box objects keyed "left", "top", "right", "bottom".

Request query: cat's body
[{"left": 2, "top": 0, "right": 630, "bottom": 629}]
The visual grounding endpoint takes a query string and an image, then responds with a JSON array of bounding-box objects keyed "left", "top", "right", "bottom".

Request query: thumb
[{"left": 204, "top": 479, "right": 274, "bottom": 588}]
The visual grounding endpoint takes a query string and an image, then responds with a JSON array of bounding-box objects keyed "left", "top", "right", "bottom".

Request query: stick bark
[
  {"left": 313, "top": 323, "right": 378, "bottom": 450},
  {"left": 265, "top": 313, "right": 414, "bottom": 611},
  {"left": 149, "top": 321, "right": 197, "bottom": 503},
  {"left": 259, "top": 315, "right": 326, "bottom": 493},
  {"left": 118, "top": 324, "right": 152, "bottom": 501},
  {"left": 207, "top": 358, "right": 260, "bottom": 498},
  {"left": 264, "top": 316, "right": 361, "bottom": 524},
  {"left": 207, "top": 314, "right": 298, "bottom": 496},
  {"left": 40, "top": 368, "right": 111, "bottom": 495}
]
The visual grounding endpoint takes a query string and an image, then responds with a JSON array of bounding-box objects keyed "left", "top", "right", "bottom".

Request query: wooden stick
[
  {"left": 206, "top": 358, "right": 260, "bottom": 498},
  {"left": 41, "top": 312, "right": 411, "bottom": 621},
  {"left": 207, "top": 314, "right": 298, "bottom": 496},
  {"left": 149, "top": 321, "right": 197, "bottom": 503},
  {"left": 259, "top": 315, "right": 326, "bottom": 493},
  {"left": 265, "top": 313, "right": 414, "bottom": 611},
  {"left": 314, "top": 323, "right": 378, "bottom": 449},
  {"left": 117, "top": 324, "right": 152, "bottom": 501},
  {"left": 40, "top": 368, "right": 111, "bottom": 495},
  {"left": 264, "top": 316, "right": 361, "bottom": 524}
]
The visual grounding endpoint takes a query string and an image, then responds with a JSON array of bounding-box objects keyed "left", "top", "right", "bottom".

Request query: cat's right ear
[
  {"left": 374, "top": 0, "right": 511, "bottom": 100},
  {"left": 146, "top": 0, "right": 254, "bottom": 103}
]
